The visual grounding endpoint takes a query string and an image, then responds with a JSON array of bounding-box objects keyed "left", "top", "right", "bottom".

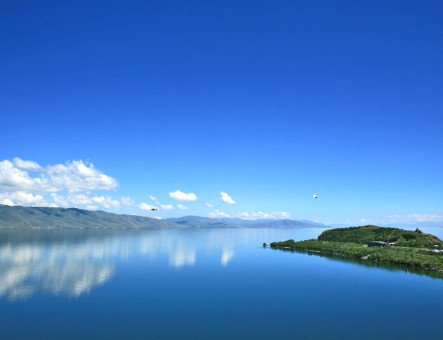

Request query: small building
[{"left": 367, "top": 241, "right": 390, "bottom": 247}]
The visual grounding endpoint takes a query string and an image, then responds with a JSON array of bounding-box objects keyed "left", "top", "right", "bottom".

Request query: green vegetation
[
  {"left": 318, "top": 225, "right": 443, "bottom": 249},
  {"left": 270, "top": 226, "right": 443, "bottom": 275}
]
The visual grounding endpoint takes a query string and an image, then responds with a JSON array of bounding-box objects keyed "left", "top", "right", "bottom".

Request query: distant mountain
[
  {"left": 164, "top": 216, "right": 228, "bottom": 228},
  {"left": 164, "top": 216, "right": 327, "bottom": 228},
  {"left": 0, "top": 205, "right": 328, "bottom": 229},
  {"left": 0, "top": 204, "right": 175, "bottom": 229}
]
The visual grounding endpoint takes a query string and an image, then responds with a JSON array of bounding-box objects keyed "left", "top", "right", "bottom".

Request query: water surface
[{"left": 0, "top": 227, "right": 442, "bottom": 339}]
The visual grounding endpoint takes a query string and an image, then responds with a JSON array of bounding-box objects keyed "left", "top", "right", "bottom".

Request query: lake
[{"left": 0, "top": 227, "right": 442, "bottom": 339}]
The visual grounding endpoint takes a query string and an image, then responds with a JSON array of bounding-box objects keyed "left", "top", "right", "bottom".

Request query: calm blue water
[{"left": 0, "top": 227, "right": 442, "bottom": 339}]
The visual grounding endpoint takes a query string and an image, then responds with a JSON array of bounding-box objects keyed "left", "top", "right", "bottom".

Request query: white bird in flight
[{"left": 312, "top": 194, "right": 318, "bottom": 199}]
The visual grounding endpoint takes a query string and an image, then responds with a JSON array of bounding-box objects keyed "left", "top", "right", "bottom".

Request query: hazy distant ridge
[
  {"left": 164, "top": 216, "right": 326, "bottom": 228},
  {"left": 0, "top": 205, "right": 327, "bottom": 229}
]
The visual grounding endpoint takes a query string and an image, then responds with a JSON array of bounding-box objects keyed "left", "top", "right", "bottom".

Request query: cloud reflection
[
  {"left": 0, "top": 229, "right": 241, "bottom": 300},
  {"left": 221, "top": 248, "right": 234, "bottom": 266},
  {"left": 169, "top": 248, "right": 196, "bottom": 268},
  {"left": 0, "top": 241, "right": 115, "bottom": 300}
]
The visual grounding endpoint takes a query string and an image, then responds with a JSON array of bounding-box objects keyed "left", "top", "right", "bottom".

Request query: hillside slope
[
  {"left": 0, "top": 205, "right": 174, "bottom": 229},
  {"left": 0, "top": 205, "right": 329, "bottom": 229}
]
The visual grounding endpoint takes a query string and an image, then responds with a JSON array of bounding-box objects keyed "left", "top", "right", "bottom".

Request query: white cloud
[
  {"left": 169, "top": 190, "right": 197, "bottom": 202},
  {"left": 138, "top": 203, "right": 157, "bottom": 211},
  {"left": 0, "top": 158, "right": 117, "bottom": 192},
  {"left": 205, "top": 203, "right": 213, "bottom": 208},
  {"left": 0, "top": 198, "right": 13, "bottom": 206},
  {"left": 120, "top": 196, "right": 134, "bottom": 207},
  {"left": 13, "top": 158, "right": 41, "bottom": 170},
  {"left": 332, "top": 214, "right": 443, "bottom": 226},
  {"left": 237, "top": 211, "right": 290, "bottom": 220},
  {"left": 148, "top": 195, "right": 174, "bottom": 210},
  {"left": 387, "top": 214, "right": 443, "bottom": 223},
  {"left": 90, "top": 196, "right": 121, "bottom": 209},
  {"left": 68, "top": 194, "right": 95, "bottom": 206},
  {"left": 208, "top": 210, "right": 231, "bottom": 218},
  {"left": 0, "top": 160, "right": 40, "bottom": 190},
  {"left": 45, "top": 161, "right": 117, "bottom": 192},
  {"left": 0, "top": 191, "right": 48, "bottom": 207},
  {"left": 50, "top": 193, "right": 69, "bottom": 207},
  {"left": 177, "top": 204, "right": 188, "bottom": 210},
  {"left": 209, "top": 210, "right": 290, "bottom": 220},
  {"left": 48, "top": 193, "right": 126, "bottom": 209},
  {"left": 220, "top": 192, "right": 236, "bottom": 205},
  {"left": 0, "top": 158, "right": 136, "bottom": 211}
]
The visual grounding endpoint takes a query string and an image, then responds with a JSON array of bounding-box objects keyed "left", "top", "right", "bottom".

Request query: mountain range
[{"left": 0, "top": 204, "right": 327, "bottom": 229}]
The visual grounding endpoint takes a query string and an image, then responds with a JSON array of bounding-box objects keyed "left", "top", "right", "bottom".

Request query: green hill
[
  {"left": 0, "top": 204, "right": 175, "bottom": 229},
  {"left": 318, "top": 225, "right": 443, "bottom": 249},
  {"left": 270, "top": 226, "right": 443, "bottom": 275}
]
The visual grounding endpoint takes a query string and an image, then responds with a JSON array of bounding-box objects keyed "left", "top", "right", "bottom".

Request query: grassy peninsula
[{"left": 270, "top": 226, "right": 443, "bottom": 274}]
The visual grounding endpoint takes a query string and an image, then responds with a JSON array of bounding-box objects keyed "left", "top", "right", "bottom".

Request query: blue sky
[{"left": 1, "top": 1, "right": 442, "bottom": 224}]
